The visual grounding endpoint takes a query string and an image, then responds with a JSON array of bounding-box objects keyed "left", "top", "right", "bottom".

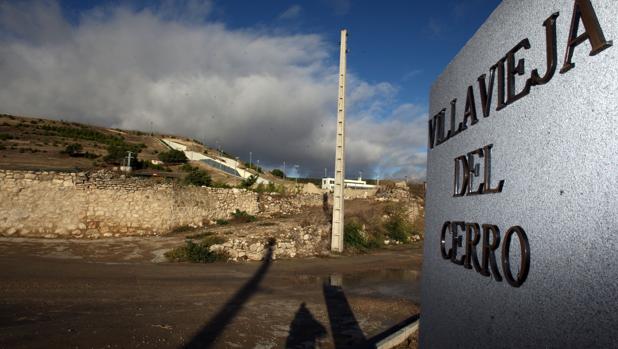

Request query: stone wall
[
  {"left": 209, "top": 221, "right": 330, "bottom": 261},
  {"left": 259, "top": 193, "right": 324, "bottom": 217},
  {"left": 0, "top": 170, "right": 322, "bottom": 238}
]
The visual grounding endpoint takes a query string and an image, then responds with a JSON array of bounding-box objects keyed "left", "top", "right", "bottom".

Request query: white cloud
[
  {"left": 0, "top": 1, "right": 427, "bottom": 179},
  {"left": 278, "top": 5, "right": 302, "bottom": 20},
  {"left": 402, "top": 69, "right": 423, "bottom": 82}
]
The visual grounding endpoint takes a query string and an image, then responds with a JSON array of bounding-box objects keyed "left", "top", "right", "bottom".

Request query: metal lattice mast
[{"left": 331, "top": 29, "right": 347, "bottom": 252}]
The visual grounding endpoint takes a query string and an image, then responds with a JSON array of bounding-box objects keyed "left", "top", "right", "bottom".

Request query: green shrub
[
  {"left": 158, "top": 149, "right": 187, "bottom": 163},
  {"left": 240, "top": 175, "right": 258, "bottom": 188},
  {"left": 104, "top": 143, "right": 143, "bottom": 165},
  {"left": 231, "top": 209, "right": 257, "bottom": 223},
  {"left": 271, "top": 169, "right": 284, "bottom": 178},
  {"left": 64, "top": 143, "right": 83, "bottom": 157},
  {"left": 0, "top": 133, "right": 12, "bottom": 141},
  {"left": 384, "top": 212, "right": 413, "bottom": 243},
  {"left": 344, "top": 221, "right": 368, "bottom": 249},
  {"left": 184, "top": 167, "right": 212, "bottom": 187},
  {"left": 216, "top": 219, "right": 229, "bottom": 225},
  {"left": 165, "top": 236, "right": 228, "bottom": 263}
]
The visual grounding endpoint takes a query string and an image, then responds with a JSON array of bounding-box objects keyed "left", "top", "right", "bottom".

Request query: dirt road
[{"left": 0, "top": 237, "right": 421, "bottom": 348}]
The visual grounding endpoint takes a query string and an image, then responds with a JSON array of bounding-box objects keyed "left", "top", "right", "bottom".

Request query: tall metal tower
[{"left": 331, "top": 29, "right": 347, "bottom": 253}]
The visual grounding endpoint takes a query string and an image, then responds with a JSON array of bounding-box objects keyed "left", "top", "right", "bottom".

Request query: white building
[{"left": 321, "top": 177, "right": 376, "bottom": 191}]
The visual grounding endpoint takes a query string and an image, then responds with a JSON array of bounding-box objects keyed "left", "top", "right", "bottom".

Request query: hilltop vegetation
[{"left": 0, "top": 113, "right": 293, "bottom": 189}]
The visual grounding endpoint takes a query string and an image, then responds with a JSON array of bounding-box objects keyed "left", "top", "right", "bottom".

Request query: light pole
[
  {"left": 249, "top": 151, "right": 252, "bottom": 169},
  {"left": 283, "top": 161, "right": 286, "bottom": 178},
  {"left": 324, "top": 168, "right": 327, "bottom": 178},
  {"left": 294, "top": 165, "right": 300, "bottom": 184}
]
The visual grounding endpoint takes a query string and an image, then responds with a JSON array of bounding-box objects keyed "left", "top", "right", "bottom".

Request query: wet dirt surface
[{"left": 0, "top": 237, "right": 421, "bottom": 348}]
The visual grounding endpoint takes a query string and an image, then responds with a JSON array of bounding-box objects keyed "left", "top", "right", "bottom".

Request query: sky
[{"left": 0, "top": 0, "right": 501, "bottom": 179}]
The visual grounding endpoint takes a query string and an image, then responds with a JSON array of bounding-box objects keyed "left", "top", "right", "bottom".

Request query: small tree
[
  {"left": 271, "top": 169, "right": 284, "bottom": 178},
  {"left": 240, "top": 175, "right": 258, "bottom": 188},
  {"left": 158, "top": 149, "right": 187, "bottom": 164},
  {"left": 64, "top": 143, "right": 83, "bottom": 157},
  {"left": 104, "top": 144, "right": 130, "bottom": 164}
]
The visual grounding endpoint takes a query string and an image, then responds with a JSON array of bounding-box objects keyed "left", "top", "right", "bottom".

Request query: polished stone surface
[{"left": 421, "top": 0, "right": 618, "bottom": 347}]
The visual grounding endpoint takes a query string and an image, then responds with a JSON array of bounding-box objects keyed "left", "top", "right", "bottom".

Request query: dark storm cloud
[{"left": 0, "top": 1, "right": 427, "bottom": 179}]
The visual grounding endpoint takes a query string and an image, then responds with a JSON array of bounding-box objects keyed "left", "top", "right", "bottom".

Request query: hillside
[{"left": 0, "top": 114, "right": 284, "bottom": 186}]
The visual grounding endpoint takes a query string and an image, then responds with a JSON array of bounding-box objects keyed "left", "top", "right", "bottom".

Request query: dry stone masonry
[
  {"left": 0, "top": 169, "right": 322, "bottom": 238},
  {"left": 209, "top": 221, "right": 330, "bottom": 261}
]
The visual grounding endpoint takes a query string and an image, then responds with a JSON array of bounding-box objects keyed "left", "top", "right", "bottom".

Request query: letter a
[{"left": 560, "top": 0, "right": 613, "bottom": 74}]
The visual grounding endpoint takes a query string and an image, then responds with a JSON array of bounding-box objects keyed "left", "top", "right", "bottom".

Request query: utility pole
[
  {"left": 331, "top": 29, "right": 348, "bottom": 253},
  {"left": 325, "top": 168, "right": 327, "bottom": 178},
  {"left": 249, "top": 151, "right": 252, "bottom": 169},
  {"left": 283, "top": 161, "right": 286, "bottom": 178},
  {"left": 126, "top": 151, "right": 133, "bottom": 168}
]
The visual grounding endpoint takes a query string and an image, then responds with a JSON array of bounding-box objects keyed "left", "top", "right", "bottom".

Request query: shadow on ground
[
  {"left": 182, "top": 238, "right": 418, "bottom": 349},
  {"left": 183, "top": 239, "right": 277, "bottom": 348}
]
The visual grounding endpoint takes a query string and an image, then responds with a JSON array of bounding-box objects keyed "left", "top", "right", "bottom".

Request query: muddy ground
[{"left": 0, "top": 237, "right": 421, "bottom": 348}]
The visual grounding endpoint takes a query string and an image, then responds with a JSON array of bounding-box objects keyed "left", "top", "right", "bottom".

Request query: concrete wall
[{"left": 0, "top": 170, "right": 321, "bottom": 238}]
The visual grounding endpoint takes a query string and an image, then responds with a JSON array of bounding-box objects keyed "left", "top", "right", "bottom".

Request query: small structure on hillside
[{"left": 321, "top": 177, "right": 376, "bottom": 191}]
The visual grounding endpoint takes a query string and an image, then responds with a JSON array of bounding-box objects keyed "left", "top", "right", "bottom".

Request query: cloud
[
  {"left": 402, "top": 69, "right": 423, "bottom": 82},
  {"left": 0, "top": 1, "right": 427, "bottom": 180},
  {"left": 278, "top": 5, "right": 302, "bottom": 20},
  {"left": 156, "top": 0, "right": 213, "bottom": 23}
]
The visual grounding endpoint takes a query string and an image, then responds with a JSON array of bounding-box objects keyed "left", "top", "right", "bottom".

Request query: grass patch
[
  {"left": 255, "top": 182, "right": 287, "bottom": 194},
  {"left": 165, "top": 235, "right": 228, "bottom": 263}
]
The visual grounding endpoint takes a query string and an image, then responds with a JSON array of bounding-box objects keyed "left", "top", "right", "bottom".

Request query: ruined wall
[{"left": 0, "top": 170, "right": 321, "bottom": 238}]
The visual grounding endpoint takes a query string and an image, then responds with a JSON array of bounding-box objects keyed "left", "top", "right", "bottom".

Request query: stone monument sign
[{"left": 420, "top": 0, "right": 617, "bottom": 347}]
